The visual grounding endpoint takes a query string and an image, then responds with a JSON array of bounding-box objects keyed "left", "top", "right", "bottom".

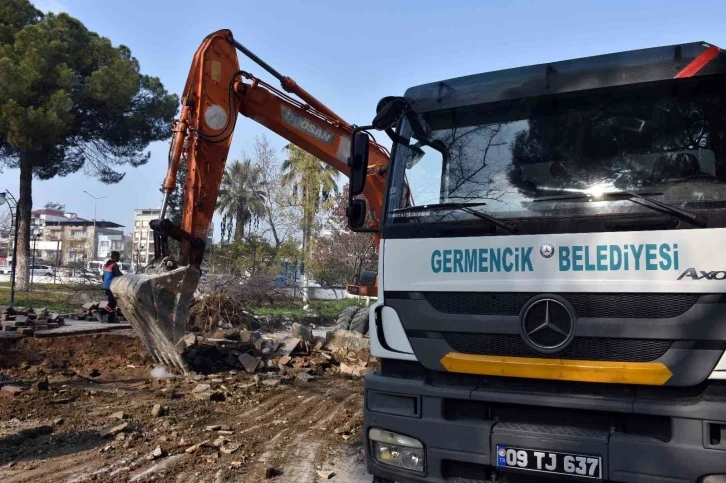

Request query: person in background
[{"left": 100, "top": 251, "right": 123, "bottom": 323}]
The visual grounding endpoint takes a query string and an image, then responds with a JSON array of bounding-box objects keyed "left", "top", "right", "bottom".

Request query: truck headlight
[{"left": 369, "top": 428, "right": 424, "bottom": 473}]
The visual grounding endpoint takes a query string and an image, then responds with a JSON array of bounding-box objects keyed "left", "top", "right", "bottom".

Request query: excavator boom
[{"left": 112, "top": 30, "right": 388, "bottom": 372}]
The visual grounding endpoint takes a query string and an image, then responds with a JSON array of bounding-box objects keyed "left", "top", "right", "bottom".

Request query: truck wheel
[
  {"left": 349, "top": 306, "right": 369, "bottom": 334},
  {"left": 334, "top": 306, "right": 359, "bottom": 330}
]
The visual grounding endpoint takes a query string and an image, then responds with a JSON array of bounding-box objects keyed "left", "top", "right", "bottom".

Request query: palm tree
[
  {"left": 217, "top": 158, "right": 266, "bottom": 242},
  {"left": 281, "top": 144, "right": 339, "bottom": 299}
]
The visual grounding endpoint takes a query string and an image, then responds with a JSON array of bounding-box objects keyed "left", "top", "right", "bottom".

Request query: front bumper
[{"left": 364, "top": 369, "right": 726, "bottom": 483}]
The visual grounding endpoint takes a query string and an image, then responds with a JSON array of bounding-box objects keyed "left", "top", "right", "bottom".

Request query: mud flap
[{"left": 112, "top": 265, "right": 201, "bottom": 373}]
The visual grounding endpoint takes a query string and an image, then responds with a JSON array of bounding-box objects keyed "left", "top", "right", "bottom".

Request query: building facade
[
  {"left": 132, "top": 208, "right": 161, "bottom": 266},
  {"left": 33, "top": 208, "right": 124, "bottom": 266}
]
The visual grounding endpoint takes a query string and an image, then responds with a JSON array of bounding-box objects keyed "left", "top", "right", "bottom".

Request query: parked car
[{"left": 30, "top": 264, "right": 54, "bottom": 277}]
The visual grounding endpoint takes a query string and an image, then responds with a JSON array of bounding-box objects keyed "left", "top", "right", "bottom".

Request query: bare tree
[{"left": 252, "top": 135, "right": 301, "bottom": 248}]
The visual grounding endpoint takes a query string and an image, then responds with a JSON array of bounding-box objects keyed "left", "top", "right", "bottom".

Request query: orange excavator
[{"left": 113, "top": 30, "right": 388, "bottom": 371}]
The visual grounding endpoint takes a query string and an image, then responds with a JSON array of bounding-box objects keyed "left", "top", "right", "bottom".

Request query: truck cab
[{"left": 360, "top": 42, "right": 726, "bottom": 483}]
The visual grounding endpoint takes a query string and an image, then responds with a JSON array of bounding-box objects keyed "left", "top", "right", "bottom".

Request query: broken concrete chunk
[
  {"left": 185, "top": 440, "right": 208, "bottom": 453},
  {"left": 262, "top": 378, "right": 281, "bottom": 387},
  {"left": 220, "top": 443, "right": 240, "bottom": 454},
  {"left": 109, "top": 411, "right": 128, "bottom": 420},
  {"left": 212, "top": 436, "right": 228, "bottom": 447},
  {"left": 147, "top": 446, "right": 166, "bottom": 460},
  {"left": 182, "top": 333, "right": 197, "bottom": 348},
  {"left": 151, "top": 404, "right": 165, "bottom": 417},
  {"left": 316, "top": 470, "right": 335, "bottom": 479},
  {"left": 280, "top": 337, "right": 302, "bottom": 356},
  {"left": 237, "top": 353, "right": 259, "bottom": 373},
  {"left": 239, "top": 330, "right": 254, "bottom": 343},
  {"left": 326, "top": 329, "right": 369, "bottom": 352},
  {"left": 34, "top": 376, "right": 49, "bottom": 391},
  {"left": 296, "top": 372, "right": 314, "bottom": 383},
  {"left": 192, "top": 384, "right": 211, "bottom": 393},
  {"left": 99, "top": 422, "right": 128, "bottom": 438},
  {"left": 291, "top": 322, "right": 313, "bottom": 342},
  {"left": 339, "top": 363, "right": 354, "bottom": 375},
  {"left": 312, "top": 336, "right": 326, "bottom": 351},
  {"left": 278, "top": 356, "right": 291, "bottom": 366}
]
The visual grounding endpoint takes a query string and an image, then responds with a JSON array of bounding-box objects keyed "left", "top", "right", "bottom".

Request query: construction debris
[
  {"left": 34, "top": 375, "right": 50, "bottom": 391},
  {"left": 99, "top": 422, "right": 129, "bottom": 438},
  {"left": 73, "top": 301, "right": 125, "bottom": 322},
  {"left": 172, "top": 320, "right": 372, "bottom": 382},
  {"left": 151, "top": 404, "right": 166, "bottom": 417}
]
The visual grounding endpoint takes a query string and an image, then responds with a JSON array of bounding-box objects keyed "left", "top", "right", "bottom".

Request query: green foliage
[
  {"left": 207, "top": 235, "right": 279, "bottom": 276},
  {"left": 281, "top": 144, "right": 338, "bottom": 270},
  {"left": 217, "top": 158, "right": 266, "bottom": 242},
  {"left": 0, "top": 1, "right": 179, "bottom": 181}
]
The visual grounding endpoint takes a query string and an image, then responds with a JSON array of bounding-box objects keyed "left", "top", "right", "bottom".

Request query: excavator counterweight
[{"left": 112, "top": 30, "right": 389, "bottom": 372}]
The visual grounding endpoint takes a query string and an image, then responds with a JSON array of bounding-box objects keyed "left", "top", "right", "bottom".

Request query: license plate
[{"left": 496, "top": 445, "right": 602, "bottom": 479}]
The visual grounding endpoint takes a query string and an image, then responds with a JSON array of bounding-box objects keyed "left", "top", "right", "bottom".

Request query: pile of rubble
[
  {"left": 181, "top": 322, "right": 372, "bottom": 389},
  {"left": 72, "top": 301, "right": 126, "bottom": 322},
  {"left": 0, "top": 307, "right": 65, "bottom": 335}
]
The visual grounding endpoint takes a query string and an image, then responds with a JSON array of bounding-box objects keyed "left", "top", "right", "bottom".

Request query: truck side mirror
[
  {"left": 349, "top": 132, "right": 369, "bottom": 196},
  {"left": 347, "top": 199, "right": 367, "bottom": 229}
]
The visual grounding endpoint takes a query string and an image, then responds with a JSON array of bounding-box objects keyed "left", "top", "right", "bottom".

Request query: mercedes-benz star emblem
[
  {"left": 540, "top": 243, "right": 554, "bottom": 258},
  {"left": 521, "top": 298, "right": 575, "bottom": 354}
]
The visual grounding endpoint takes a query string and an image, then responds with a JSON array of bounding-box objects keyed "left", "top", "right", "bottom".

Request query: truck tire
[
  {"left": 349, "top": 306, "right": 369, "bottom": 334},
  {"left": 334, "top": 306, "right": 359, "bottom": 330}
]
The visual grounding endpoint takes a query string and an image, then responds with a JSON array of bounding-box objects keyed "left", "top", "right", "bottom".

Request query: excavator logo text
[{"left": 280, "top": 105, "right": 335, "bottom": 144}]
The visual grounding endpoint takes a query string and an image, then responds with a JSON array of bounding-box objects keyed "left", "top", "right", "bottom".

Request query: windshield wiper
[
  {"left": 532, "top": 191, "right": 707, "bottom": 228},
  {"left": 393, "top": 202, "right": 518, "bottom": 234}
]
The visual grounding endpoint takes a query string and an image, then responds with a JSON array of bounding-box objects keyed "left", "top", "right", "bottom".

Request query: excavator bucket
[{"left": 111, "top": 265, "right": 201, "bottom": 373}]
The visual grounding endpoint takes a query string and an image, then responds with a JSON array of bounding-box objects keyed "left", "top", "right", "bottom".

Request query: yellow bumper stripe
[{"left": 440, "top": 353, "right": 673, "bottom": 386}]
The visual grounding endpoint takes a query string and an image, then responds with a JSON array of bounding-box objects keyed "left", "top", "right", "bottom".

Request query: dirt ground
[{"left": 0, "top": 333, "right": 370, "bottom": 483}]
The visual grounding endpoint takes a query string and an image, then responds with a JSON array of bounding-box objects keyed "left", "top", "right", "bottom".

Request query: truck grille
[
  {"left": 425, "top": 292, "right": 698, "bottom": 318},
  {"left": 441, "top": 333, "right": 672, "bottom": 362}
]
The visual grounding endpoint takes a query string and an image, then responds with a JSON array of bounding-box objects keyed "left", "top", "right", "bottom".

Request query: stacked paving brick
[
  {"left": 72, "top": 301, "right": 126, "bottom": 322},
  {"left": 1, "top": 306, "right": 65, "bottom": 335}
]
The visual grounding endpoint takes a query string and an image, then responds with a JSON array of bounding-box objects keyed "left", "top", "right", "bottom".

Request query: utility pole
[{"left": 83, "top": 191, "right": 107, "bottom": 260}]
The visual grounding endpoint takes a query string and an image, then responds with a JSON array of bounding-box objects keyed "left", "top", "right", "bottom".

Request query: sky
[{"left": 3, "top": 0, "right": 726, "bottom": 239}]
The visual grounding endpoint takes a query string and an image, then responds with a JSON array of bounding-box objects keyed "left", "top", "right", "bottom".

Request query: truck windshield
[{"left": 386, "top": 78, "right": 726, "bottom": 229}]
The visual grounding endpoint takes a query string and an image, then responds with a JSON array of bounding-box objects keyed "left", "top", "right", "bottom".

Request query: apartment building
[
  {"left": 97, "top": 233, "right": 126, "bottom": 260},
  {"left": 35, "top": 208, "right": 124, "bottom": 265},
  {"left": 132, "top": 208, "right": 161, "bottom": 266},
  {"left": 132, "top": 209, "right": 216, "bottom": 265}
]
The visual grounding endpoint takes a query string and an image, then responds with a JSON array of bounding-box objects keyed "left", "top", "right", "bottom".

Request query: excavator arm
[{"left": 112, "top": 30, "right": 388, "bottom": 371}]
